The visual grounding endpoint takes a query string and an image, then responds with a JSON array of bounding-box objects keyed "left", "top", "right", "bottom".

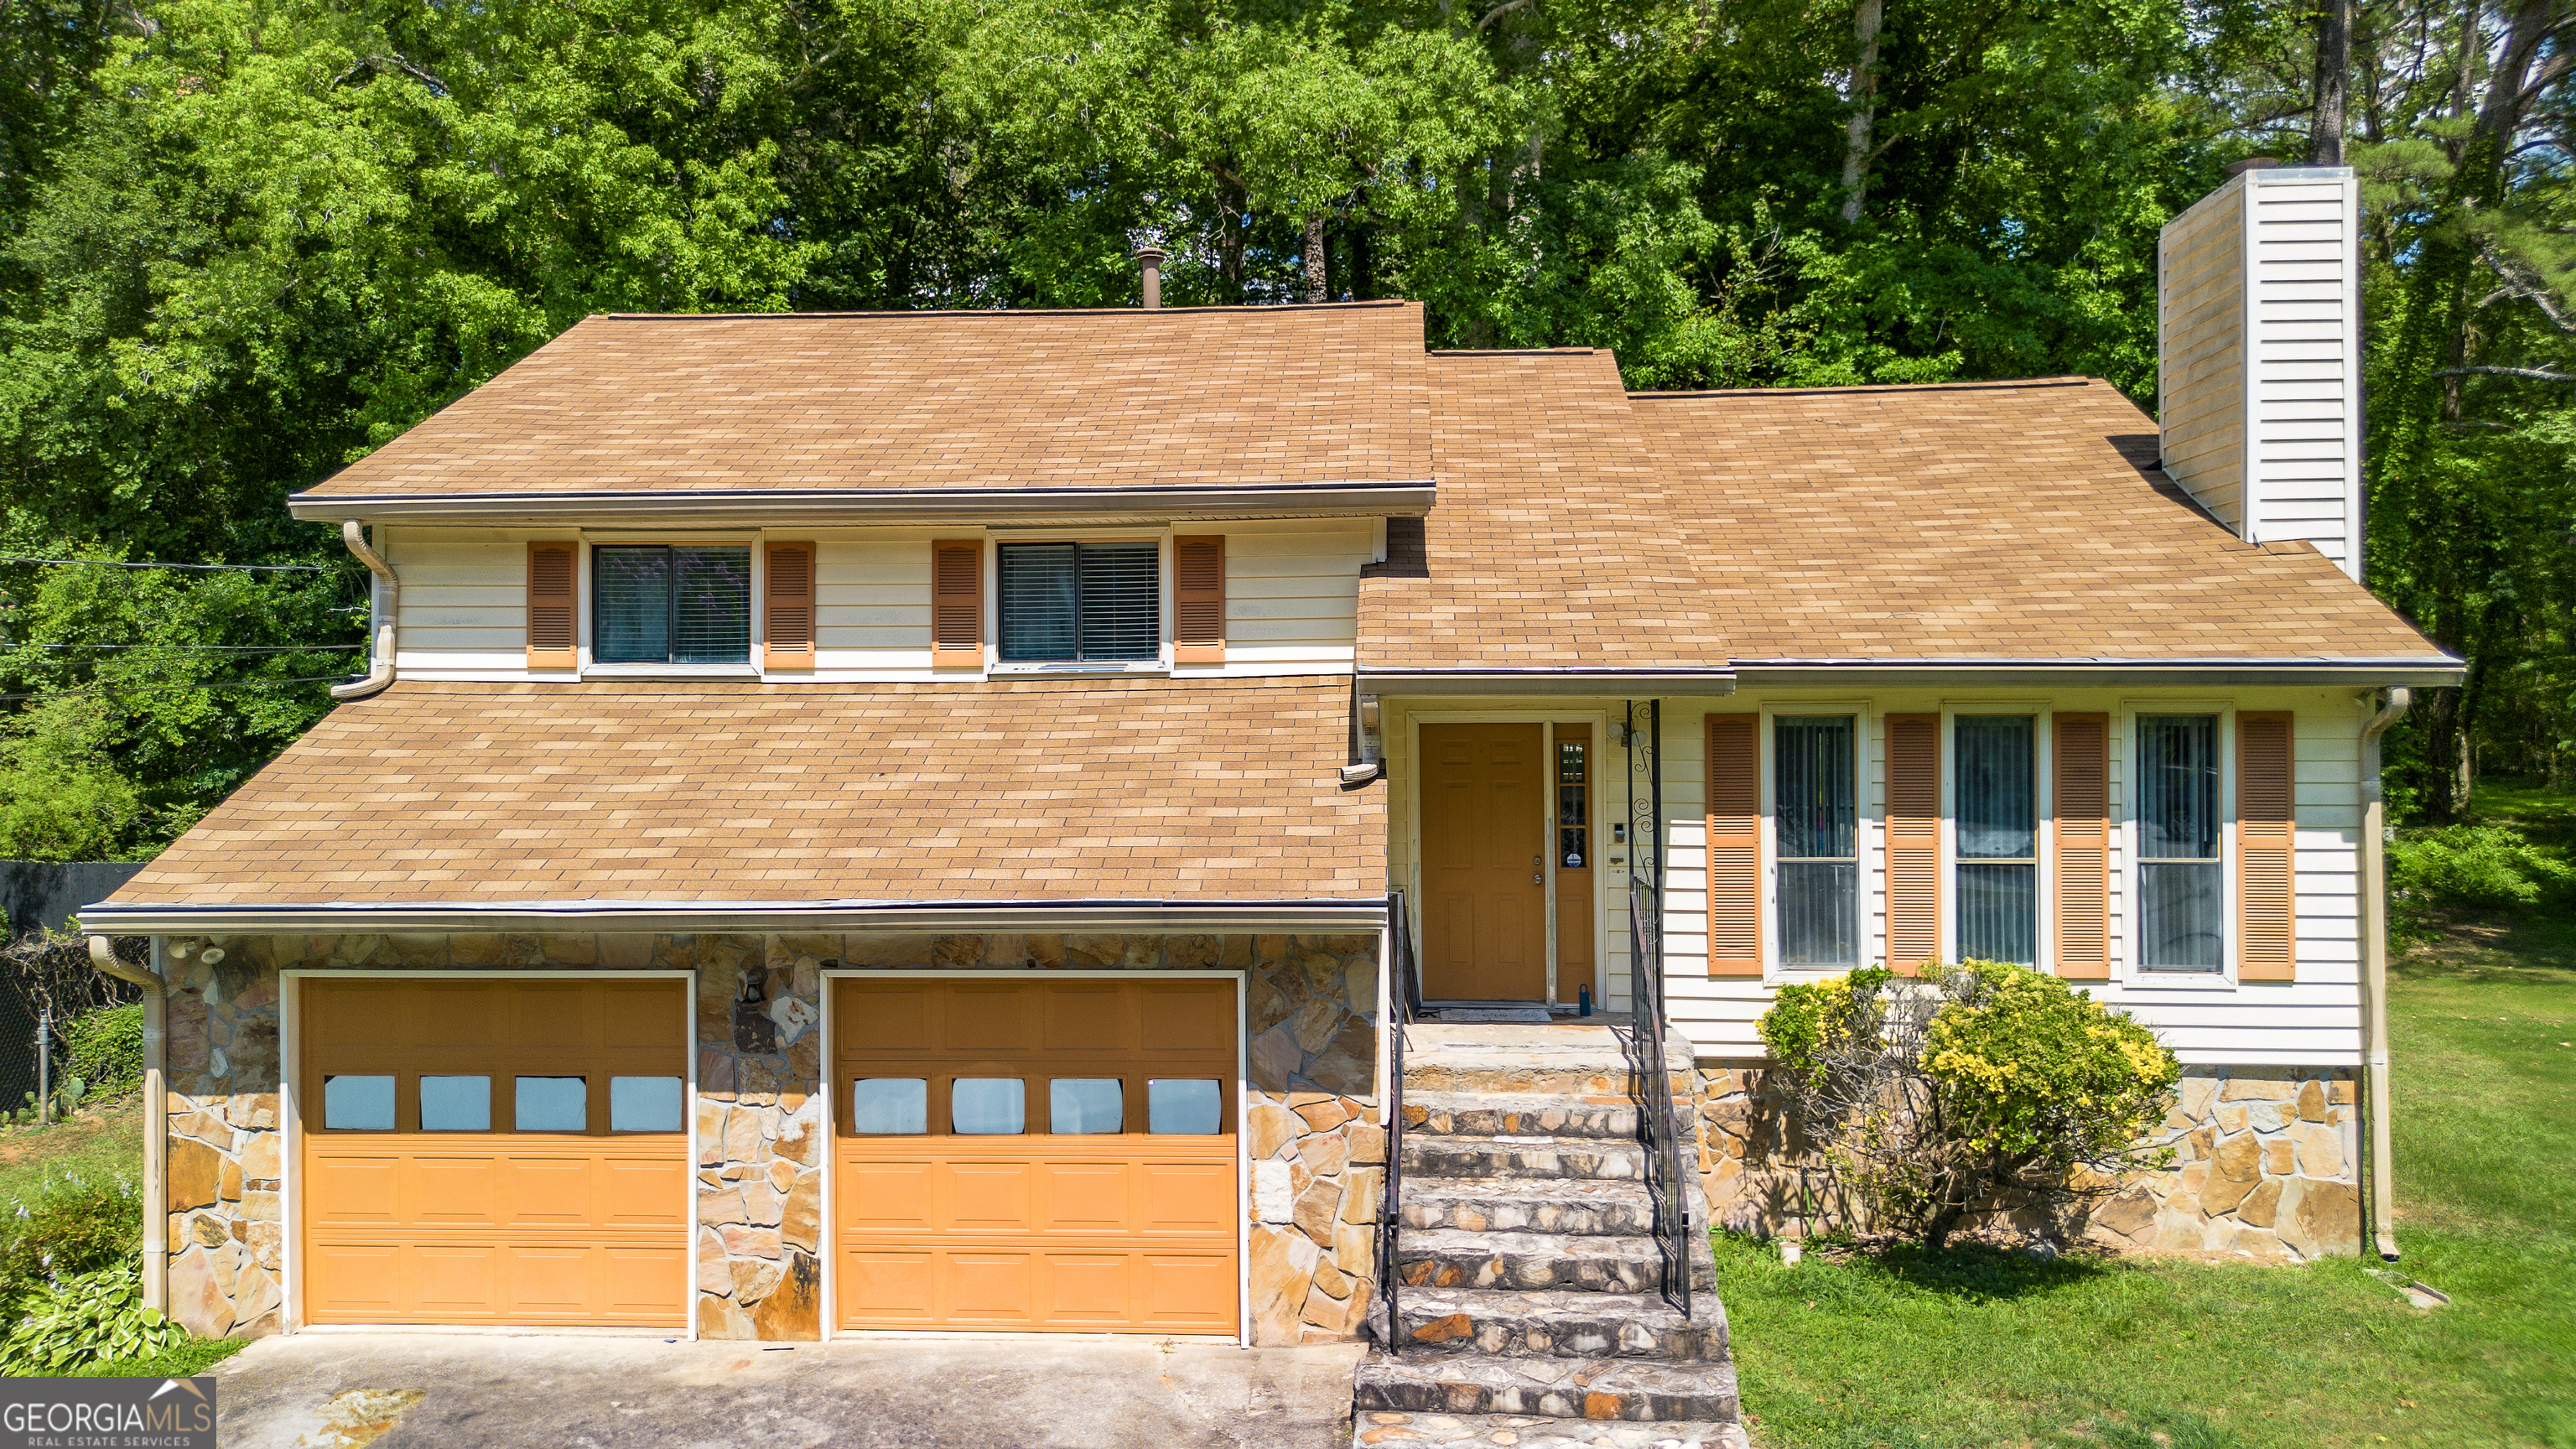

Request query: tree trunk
[
  {"left": 2309, "top": 0, "right": 2350, "bottom": 165},
  {"left": 1348, "top": 215, "right": 1374, "bottom": 301},
  {"left": 1304, "top": 213, "right": 1327, "bottom": 303},
  {"left": 1839, "top": 0, "right": 1884, "bottom": 224}
]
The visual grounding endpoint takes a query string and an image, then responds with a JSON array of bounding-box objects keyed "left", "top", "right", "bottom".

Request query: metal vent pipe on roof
[{"left": 1135, "top": 246, "right": 1164, "bottom": 309}]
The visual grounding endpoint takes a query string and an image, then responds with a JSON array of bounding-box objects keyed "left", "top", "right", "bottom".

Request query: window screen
[
  {"left": 593, "top": 545, "right": 751, "bottom": 663},
  {"left": 998, "top": 542, "right": 1159, "bottom": 662},
  {"left": 1776, "top": 716, "right": 1857, "bottom": 967},
  {"left": 2140, "top": 714, "right": 2223, "bottom": 971},
  {"left": 1956, "top": 716, "right": 2038, "bottom": 965}
]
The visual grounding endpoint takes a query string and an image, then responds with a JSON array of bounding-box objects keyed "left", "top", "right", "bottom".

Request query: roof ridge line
[
  {"left": 1628, "top": 376, "right": 2101, "bottom": 399},
  {"left": 594, "top": 300, "right": 1419, "bottom": 321}
]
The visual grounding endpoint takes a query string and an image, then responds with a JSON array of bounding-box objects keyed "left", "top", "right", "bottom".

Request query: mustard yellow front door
[{"left": 1421, "top": 722, "right": 1548, "bottom": 1000}]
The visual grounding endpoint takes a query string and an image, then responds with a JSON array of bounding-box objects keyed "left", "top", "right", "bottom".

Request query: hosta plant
[
  {"left": 1757, "top": 960, "right": 2180, "bottom": 1250},
  {"left": 1, "top": 1259, "right": 188, "bottom": 1374}
]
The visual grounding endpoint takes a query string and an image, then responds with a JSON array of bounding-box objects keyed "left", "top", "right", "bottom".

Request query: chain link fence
[{"left": 0, "top": 923, "right": 147, "bottom": 1120}]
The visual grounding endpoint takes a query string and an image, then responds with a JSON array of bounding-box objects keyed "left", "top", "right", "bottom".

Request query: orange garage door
[
  {"left": 834, "top": 977, "right": 1239, "bottom": 1333},
  {"left": 298, "top": 977, "right": 690, "bottom": 1327}
]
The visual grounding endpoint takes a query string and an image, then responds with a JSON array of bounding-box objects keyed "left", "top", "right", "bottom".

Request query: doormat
[{"left": 1427, "top": 1006, "right": 1554, "bottom": 1024}]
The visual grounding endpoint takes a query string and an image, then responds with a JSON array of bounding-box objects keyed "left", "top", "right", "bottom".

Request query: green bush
[
  {"left": 59, "top": 1005, "right": 143, "bottom": 1100},
  {"left": 0, "top": 1171, "right": 142, "bottom": 1307},
  {"left": 2387, "top": 823, "right": 2573, "bottom": 943},
  {"left": 0, "top": 1259, "right": 187, "bottom": 1374},
  {"left": 1758, "top": 961, "right": 2180, "bottom": 1249}
]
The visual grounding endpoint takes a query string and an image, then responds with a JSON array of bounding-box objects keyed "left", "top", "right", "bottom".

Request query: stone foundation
[
  {"left": 156, "top": 929, "right": 1383, "bottom": 1343},
  {"left": 1691, "top": 1061, "right": 2362, "bottom": 1262}
]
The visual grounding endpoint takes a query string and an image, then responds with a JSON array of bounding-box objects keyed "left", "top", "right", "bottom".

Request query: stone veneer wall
[
  {"left": 155, "top": 929, "right": 1380, "bottom": 1344},
  {"left": 1692, "top": 1062, "right": 2362, "bottom": 1262}
]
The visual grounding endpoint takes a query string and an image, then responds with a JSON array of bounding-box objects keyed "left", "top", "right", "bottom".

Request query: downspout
[
  {"left": 91, "top": 937, "right": 166, "bottom": 1312},
  {"left": 330, "top": 520, "right": 397, "bottom": 701},
  {"left": 2358, "top": 687, "right": 2411, "bottom": 1261}
]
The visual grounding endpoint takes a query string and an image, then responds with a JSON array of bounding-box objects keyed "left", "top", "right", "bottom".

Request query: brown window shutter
[
  {"left": 1885, "top": 714, "right": 1940, "bottom": 973},
  {"left": 1172, "top": 535, "right": 1225, "bottom": 664},
  {"left": 2052, "top": 713, "right": 2111, "bottom": 979},
  {"left": 764, "top": 542, "right": 816, "bottom": 670},
  {"left": 2237, "top": 711, "right": 2297, "bottom": 981},
  {"left": 930, "top": 540, "right": 983, "bottom": 668},
  {"left": 1706, "top": 714, "right": 1762, "bottom": 976},
  {"left": 526, "top": 542, "right": 578, "bottom": 670}
]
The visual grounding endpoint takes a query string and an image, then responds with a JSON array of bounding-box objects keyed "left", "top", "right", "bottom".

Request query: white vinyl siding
[
  {"left": 382, "top": 520, "right": 1374, "bottom": 681},
  {"left": 1587, "top": 688, "right": 2371, "bottom": 1068},
  {"left": 2158, "top": 167, "right": 2363, "bottom": 579}
]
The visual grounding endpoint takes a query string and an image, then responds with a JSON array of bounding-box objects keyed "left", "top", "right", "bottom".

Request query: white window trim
[
  {"left": 2120, "top": 700, "right": 2241, "bottom": 989},
  {"left": 1759, "top": 701, "right": 1877, "bottom": 983},
  {"left": 1939, "top": 703, "right": 2053, "bottom": 974},
  {"left": 573, "top": 535, "right": 765, "bottom": 679},
  {"left": 984, "top": 528, "right": 1177, "bottom": 675}
]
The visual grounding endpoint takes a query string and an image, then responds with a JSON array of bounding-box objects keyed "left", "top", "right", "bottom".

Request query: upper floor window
[
  {"left": 595, "top": 545, "right": 751, "bottom": 664},
  {"left": 1776, "top": 715, "right": 1857, "bottom": 967},
  {"left": 998, "top": 542, "right": 1159, "bottom": 663},
  {"left": 2138, "top": 714, "right": 2223, "bottom": 971},
  {"left": 1955, "top": 716, "right": 2037, "bottom": 965}
]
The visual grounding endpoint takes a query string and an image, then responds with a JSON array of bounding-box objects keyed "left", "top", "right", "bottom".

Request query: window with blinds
[
  {"left": 998, "top": 542, "right": 1160, "bottom": 663},
  {"left": 1955, "top": 716, "right": 2038, "bottom": 965},
  {"left": 593, "top": 546, "right": 751, "bottom": 664},
  {"left": 1775, "top": 716, "right": 1857, "bottom": 968},
  {"left": 2139, "top": 714, "right": 2224, "bottom": 971}
]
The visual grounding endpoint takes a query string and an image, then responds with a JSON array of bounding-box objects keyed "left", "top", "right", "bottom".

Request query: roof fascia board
[
  {"left": 78, "top": 900, "right": 1392, "bottom": 936},
  {"left": 288, "top": 482, "right": 1437, "bottom": 526},
  {"left": 1729, "top": 658, "right": 2465, "bottom": 688},
  {"left": 1357, "top": 670, "right": 1738, "bottom": 697}
]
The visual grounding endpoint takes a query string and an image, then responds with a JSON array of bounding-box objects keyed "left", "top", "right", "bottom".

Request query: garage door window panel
[
  {"left": 609, "top": 1076, "right": 683, "bottom": 1133},
  {"left": 325, "top": 1075, "right": 397, "bottom": 1131},
  {"left": 514, "top": 1077, "right": 589, "bottom": 1133},
  {"left": 953, "top": 1078, "right": 1026, "bottom": 1135},
  {"left": 1147, "top": 1079, "right": 1224, "bottom": 1135},
  {"left": 1050, "top": 1079, "right": 1124, "bottom": 1134},
  {"left": 853, "top": 1078, "right": 929, "bottom": 1135},
  {"left": 420, "top": 1076, "right": 492, "bottom": 1131}
]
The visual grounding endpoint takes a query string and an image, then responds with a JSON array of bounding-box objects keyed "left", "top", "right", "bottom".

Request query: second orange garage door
[
  {"left": 298, "top": 976, "right": 691, "bottom": 1327},
  {"left": 833, "top": 977, "right": 1240, "bottom": 1333}
]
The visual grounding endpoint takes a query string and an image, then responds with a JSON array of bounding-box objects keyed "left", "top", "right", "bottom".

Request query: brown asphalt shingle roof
[
  {"left": 300, "top": 304, "right": 1432, "bottom": 496},
  {"left": 105, "top": 677, "right": 1384, "bottom": 908},
  {"left": 1358, "top": 350, "right": 1727, "bottom": 670},
  {"left": 1636, "top": 378, "right": 2442, "bottom": 662},
  {"left": 1365, "top": 353, "right": 2442, "bottom": 667}
]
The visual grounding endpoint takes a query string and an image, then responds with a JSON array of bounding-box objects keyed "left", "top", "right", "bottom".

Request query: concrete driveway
[{"left": 210, "top": 1332, "right": 1367, "bottom": 1449}]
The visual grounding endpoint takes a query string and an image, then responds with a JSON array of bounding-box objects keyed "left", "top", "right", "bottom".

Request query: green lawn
[{"left": 1722, "top": 901, "right": 2576, "bottom": 1448}]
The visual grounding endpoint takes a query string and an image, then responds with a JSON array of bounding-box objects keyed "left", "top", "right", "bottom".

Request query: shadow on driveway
[{"left": 212, "top": 1332, "right": 1366, "bottom": 1449}]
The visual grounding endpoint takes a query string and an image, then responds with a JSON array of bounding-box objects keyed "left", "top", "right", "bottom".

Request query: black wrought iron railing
[
  {"left": 1626, "top": 877, "right": 1691, "bottom": 1317},
  {"left": 1376, "top": 889, "right": 1417, "bottom": 1346},
  {"left": 1619, "top": 699, "right": 1690, "bottom": 1318}
]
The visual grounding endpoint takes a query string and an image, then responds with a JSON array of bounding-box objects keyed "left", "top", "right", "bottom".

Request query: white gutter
[
  {"left": 329, "top": 521, "right": 397, "bottom": 701},
  {"left": 2357, "top": 686, "right": 2411, "bottom": 1261},
  {"left": 1729, "top": 657, "right": 2464, "bottom": 688},
  {"left": 75, "top": 898, "right": 1392, "bottom": 937},
  {"left": 90, "top": 937, "right": 165, "bottom": 1313},
  {"left": 1357, "top": 669, "right": 1737, "bottom": 697},
  {"left": 287, "top": 480, "right": 1438, "bottom": 527}
]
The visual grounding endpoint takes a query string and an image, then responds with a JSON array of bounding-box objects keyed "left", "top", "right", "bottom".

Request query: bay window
[
  {"left": 1775, "top": 716, "right": 1857, "bottom": 967},
  {"left": 2138, "top": 714, "right": 2224, "bottom": 971},
  {"left": 1955, "top": 715, "right": 2038, "bottom": 965}
]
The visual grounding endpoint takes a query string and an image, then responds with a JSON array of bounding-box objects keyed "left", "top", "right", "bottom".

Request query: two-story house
[{"left": 85, "top": 164, "right": 2453, "bottom": 1431}]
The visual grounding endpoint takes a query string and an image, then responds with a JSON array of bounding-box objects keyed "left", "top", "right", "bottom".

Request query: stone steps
[
  {"left": 1404, "top": 1134, "right": 1647, "bottom": 1182},
  {"left": 1394, "top": 1285, "right": 1727, "bottom": 1361},
  {"left": 1399, "top": 1177, "right": 1659, "bottom": 1236},
  {"left": 1396, "top": 1228, "right": 1716, "bottom": 1296},
  {"left": 1402, "top": 1092, "right": 1639, "bottom": 1140},
  {"left": 1355, "top": 1411, "right": 1748, "bottom": 1449},
  {"left": 1353, "top": 1351, "right": 1742, "bottom": 1424}
]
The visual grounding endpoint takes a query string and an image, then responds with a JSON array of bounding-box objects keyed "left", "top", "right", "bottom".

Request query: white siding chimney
[{"left": 2158, "top": 164, "right": 2363, "bottom": 580}]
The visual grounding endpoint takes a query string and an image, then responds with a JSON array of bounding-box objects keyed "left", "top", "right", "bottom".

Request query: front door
[{"left": 1420, "top": 723, "right": 1548, "bottom": 1000}]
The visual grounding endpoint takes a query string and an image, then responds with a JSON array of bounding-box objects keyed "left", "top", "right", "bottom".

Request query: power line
[
  {"left": 0, "top": 674, "right": 354, "bottom": 704},
  {"left": 4, "top": 643, "right": 363, "bottom": 653},
  {"left": 0, "top": 556, "right": 354, "bottom": 573}
]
